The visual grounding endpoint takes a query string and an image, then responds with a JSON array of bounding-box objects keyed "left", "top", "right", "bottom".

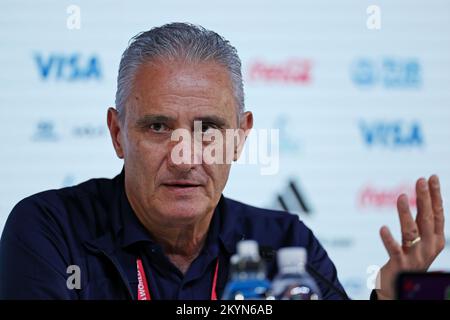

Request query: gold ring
[{"left": 403, "top": 236, "right": 421, "bottom": 248}]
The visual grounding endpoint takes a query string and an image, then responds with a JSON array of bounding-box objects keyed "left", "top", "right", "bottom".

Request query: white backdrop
[{"left": 1, "top": 0, "right": 449, "bottom": 299}]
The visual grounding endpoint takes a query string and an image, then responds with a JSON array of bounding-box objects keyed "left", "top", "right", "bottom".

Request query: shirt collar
[{"left": 115, "top": 168, "right": 157, "bottom": 249}]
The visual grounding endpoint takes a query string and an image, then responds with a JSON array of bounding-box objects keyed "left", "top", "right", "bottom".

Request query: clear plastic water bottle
[
  {"left": 269, "top": 247, "right": 322, "bottom": 300},
  {"left": 221, "top": 240, "right": 271, "bottom": 300}
]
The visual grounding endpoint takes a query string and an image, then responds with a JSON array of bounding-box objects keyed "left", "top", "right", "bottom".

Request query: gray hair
[{"left": 115, "top": 22, "right": 245, "bottom": 122}]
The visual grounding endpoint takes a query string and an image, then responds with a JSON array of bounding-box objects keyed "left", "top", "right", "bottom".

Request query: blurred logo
[
  {"left": 318, "top": 237, "right": 354, "bottom": 249},
  {"left": 31, "top": 121, "right": 106, "bottom": 142},
  {"left": 271, "top": 179, "right": 312, "bottom": 217},
  {"left": 72, "top": 124, "right": 106, "bottom": 138},
  {"left": 359, "top": 120, "right": 424, "bottom": 148},
  {"left": 32, "top": 120, "right": 59, "bottom": 141},
  {"left": 34, "top": 53, "right": 101, "bottom": 81},
  {"left": 62, "top": 174, "right": 76, "bottom": 187},
  {"left": 247, "top": 58, "right": 312, "bottom": 84},
  {"left": 357, "top": 183, "right": 417, "bottom": 210},
  {"left": 351, "top": 58, "right": 421, "bottom": 88},
  {"left": 274, "top": 116, "right": 302, "bottom": 155}
]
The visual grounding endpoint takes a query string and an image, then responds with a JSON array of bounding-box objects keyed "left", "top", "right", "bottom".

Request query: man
[{"left": 0, "top": 23, "right": 445, "bottom": 300}]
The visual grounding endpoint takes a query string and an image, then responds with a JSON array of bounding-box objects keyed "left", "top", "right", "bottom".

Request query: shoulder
[
  {"left": 1, "top": 175, "right": 119, "bottom": 242},
  {"left": 224, "top": 197, "right": 301, "bottom": 223},
  {"left": 222, "top": 197, "right": 314, "bottom": 248}
]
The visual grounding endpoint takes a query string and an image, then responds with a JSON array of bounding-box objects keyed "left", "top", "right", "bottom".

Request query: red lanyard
[{"left": 136, "top": 257, "right": 219, "bottom": 300}]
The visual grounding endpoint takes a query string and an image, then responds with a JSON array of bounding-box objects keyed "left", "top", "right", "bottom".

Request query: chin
[{"left": 156, "top": 195, "right": 211, "bottom": 223}]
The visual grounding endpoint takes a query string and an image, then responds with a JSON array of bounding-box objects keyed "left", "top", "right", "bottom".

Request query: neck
[
  {"left": 142, "top": 212, "right": 214, "bottom": 274},
  {"left": 127, "top": 195, "right": 215, "bottom": 274},
  {"left": 147, "top": 215, "right": 212, "bottom": 258}
]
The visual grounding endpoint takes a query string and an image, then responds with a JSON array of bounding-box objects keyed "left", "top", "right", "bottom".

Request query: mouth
[
  {"left": 161, "top": 181, "right": 203, "bottom": 194},
  {"left": 163, "top": 181, "right": 202, "bottom": 187}
]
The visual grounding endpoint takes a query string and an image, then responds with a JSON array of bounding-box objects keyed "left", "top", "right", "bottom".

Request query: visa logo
[
  {"left": 34, "top": 53, "right": 101, "bottom": 81},
  {"left": 359, "top": 120, "right": 424, "bottom": 148}
]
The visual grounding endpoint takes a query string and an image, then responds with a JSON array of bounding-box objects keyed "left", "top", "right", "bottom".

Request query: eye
[
  {"left": 149, "top": 123, "right": 169, "bottom": 133},
  {"left": 201, "top": 122, "right": 218, "bottom": 133}
]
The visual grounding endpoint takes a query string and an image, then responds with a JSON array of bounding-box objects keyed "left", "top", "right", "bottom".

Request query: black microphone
[
  {"left": 259, "top": 246, "right": 350, "bottom": 300},
  {"left": 305, "top": 263, "right": 350, "bottom": 300}
]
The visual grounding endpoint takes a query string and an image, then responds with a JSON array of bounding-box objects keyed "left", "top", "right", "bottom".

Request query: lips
[
  {"left": 161, "top": 180, "right": 204, "bottom": 196},
  {"left": 162, "top": 180, "right": 202, "bottom": 188}
]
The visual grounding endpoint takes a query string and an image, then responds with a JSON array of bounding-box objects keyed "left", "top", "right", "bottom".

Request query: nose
[{"left": 167, "top": 129, "right": 203, "bottom": 172}]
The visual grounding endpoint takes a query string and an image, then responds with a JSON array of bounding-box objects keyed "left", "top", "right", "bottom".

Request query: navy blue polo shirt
[{"left": 0, "top": 169, "right": 347, "bottom": 300}]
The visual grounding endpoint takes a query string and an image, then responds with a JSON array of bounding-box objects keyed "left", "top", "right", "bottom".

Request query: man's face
[{"left": 108, "top": 59, "right": 252, "bottom": 227}]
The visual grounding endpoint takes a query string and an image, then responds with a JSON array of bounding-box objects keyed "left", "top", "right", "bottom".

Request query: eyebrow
[
  {"left": 135, "top": 114, "right": 176, "bottom": 129},
  {"left": 135, "top": 114, "right": 231, "bottom": 129},
  {"left": 194, "top": 115, "right": 229, "bottom": 128}
]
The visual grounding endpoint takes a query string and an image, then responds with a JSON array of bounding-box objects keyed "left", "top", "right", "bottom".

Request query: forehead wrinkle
[
  {"left": 133, "top": 60, "right": 234, "bottom": 98},
  {"left": 133, "top": 91, "right": 233, "bottom": 114},
  {"left": 128, "top": 61, "right": 238, "bottom": 124}
]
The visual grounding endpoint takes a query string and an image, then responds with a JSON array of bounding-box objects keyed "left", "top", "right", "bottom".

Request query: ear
[
  {"left": 107, "top": 107, "right": 125, "bottom": 159},
  {"left": 235, "top": 111, "right": 253, "bottom": 161}
]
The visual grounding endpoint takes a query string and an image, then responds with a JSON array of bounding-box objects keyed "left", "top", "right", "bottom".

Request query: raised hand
[{"left": 376, "top": 175, "right": 446, "bottom": 300}]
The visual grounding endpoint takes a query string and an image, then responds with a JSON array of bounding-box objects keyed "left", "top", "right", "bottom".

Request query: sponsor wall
[{"left": 1, "top": 0, "right": 449, "bottom": 299}]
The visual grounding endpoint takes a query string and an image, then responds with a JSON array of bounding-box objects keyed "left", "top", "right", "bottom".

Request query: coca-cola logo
[
  {"left": 247, "top": 59, "right": 312, "bottom": 84},
  {"left": 357, "top": 183, "right": 417, "bottom": 210}
]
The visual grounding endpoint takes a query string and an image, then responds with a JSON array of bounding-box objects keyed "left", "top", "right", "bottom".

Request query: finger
[
  {"left": 428, "top": 175, "right": 445, "bottom": 237},
  {"left": 415, "top": 177, "right": 434, "bottom": 241},
  {"left": 397, "top": 194, "right": 420, "bottom": 246},
  {"left": 380, "top": 226, "right": 403, "bottom": 261}
]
